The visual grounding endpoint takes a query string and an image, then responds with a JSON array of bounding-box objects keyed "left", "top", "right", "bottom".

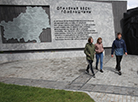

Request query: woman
[
  {"left": 84, "top": 37, "right": 95, "bottom": 77},
  {"left": 95, "top": 37, "right": 104, "bottom": 73}
]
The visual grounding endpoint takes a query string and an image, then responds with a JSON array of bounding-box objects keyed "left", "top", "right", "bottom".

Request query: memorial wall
[{"left": 0, "top": 0, "right": 115, "bottom": 51}]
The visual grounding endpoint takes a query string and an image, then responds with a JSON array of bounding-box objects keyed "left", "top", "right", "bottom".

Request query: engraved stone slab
[{"left": 0, "top": 0, "right": 115, "bottom": 51}]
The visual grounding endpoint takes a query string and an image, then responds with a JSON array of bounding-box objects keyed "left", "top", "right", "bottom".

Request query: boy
[{"left": 111, "top": 33, "right": 127, "bottom": 75}]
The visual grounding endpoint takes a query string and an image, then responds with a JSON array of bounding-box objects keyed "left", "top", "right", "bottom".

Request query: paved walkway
[{"left": 0, "top": 55, "right": 138, "bottom": 102}]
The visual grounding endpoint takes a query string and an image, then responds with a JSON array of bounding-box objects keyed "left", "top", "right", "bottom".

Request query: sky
[{"left": 127, "top": 0, "right": 138, "bottom": 9}]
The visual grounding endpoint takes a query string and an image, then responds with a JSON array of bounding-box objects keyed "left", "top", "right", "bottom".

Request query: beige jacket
[{"left": 95, "top": 43, "right": 104, "bottom": 53}]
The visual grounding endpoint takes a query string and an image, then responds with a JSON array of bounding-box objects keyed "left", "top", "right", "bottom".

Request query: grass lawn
[{"left": 0, "top": 82, "right": 95, "bottom": 102}]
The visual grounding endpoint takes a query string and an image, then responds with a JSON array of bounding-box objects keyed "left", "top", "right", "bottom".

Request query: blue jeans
[{"left": 96, "top": 52, "right": 103, "bottom": 70}]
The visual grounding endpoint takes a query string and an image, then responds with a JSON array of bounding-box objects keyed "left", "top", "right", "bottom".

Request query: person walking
[
  {"left": 84, "top": 37, "right": 95, "bottom": 77},
  {"left": 95, "top": 37, "right": 104, "bottom": 73},
  {"left": 111, "top": 32, "right": 127, "bottom": 75}
]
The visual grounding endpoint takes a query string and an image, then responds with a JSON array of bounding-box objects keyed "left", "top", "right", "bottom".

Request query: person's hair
[
  {"left": 88, "top": 37, "right": 93, "bottom": 43},
  {"left": 97, "top": 37, "right": 102, "bottom": 43},
  {"left": 117, "top": 32, "right": 122, "bottom": 36}
]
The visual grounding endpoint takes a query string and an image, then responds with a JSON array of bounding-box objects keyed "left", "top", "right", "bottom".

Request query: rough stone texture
[
  {"left": 89, "top": 92, "right": 138, "bottom": 102},
  {"left": 0, "top": 55, "right": 138, "bottom": 102},
  {"left": 0, "top": 0, "right": 115, "bottom": 52},
  {"left": 0, "top": 50, "right": 85, "bottom": 62}
]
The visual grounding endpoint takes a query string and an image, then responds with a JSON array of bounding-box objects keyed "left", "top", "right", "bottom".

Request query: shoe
[
  {"left": 100, "top": 70, "right": 103, "bottom": 73},
  {"left": 85, "top": 70, "right": 89, "bottom": 74},
  {"left": 118, "top": 71, "right": 122, "bottom": 75},
  {"left": 92, "top": 74, "right": 95, "bottom": 78}
]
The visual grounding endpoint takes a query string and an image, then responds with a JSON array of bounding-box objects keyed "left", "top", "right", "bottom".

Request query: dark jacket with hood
[{"left": 111, "top": 38, "right": 127, "bottom": 56}]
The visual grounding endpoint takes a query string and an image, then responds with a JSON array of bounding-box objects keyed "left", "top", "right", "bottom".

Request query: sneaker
[
  {"left": 93, "top": 74, "right": 95, "bottom": 78},
  {"left": 118, "top": 71, "right": 122, "bottom": 75},
  {"left": 100, "top": 70, "right": 103, "bottom": 73},
  {"left": 85, "top": 70, "right": 89, "bottom": 74}
]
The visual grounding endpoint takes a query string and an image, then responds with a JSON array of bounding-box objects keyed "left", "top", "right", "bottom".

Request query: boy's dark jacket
[{"left": 111, "top": 38, "right": 127, "bottom": 56}]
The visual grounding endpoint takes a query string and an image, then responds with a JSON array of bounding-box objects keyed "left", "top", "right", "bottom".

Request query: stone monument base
[
  {"left": 0, "top": 51, "right": 84, "bottom": 62},
  {"left": 0, "top": 50, "right": 106, "bottom": 62}
]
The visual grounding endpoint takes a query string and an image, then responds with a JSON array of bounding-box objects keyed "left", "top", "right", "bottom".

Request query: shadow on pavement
[{"left": 104, "top": 67, "right": 118, "bottom": 74}]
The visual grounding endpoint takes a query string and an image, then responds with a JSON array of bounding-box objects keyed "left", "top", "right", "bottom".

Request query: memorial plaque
[
  {"left": 0, "top": 0, "right": 115, "bottom": 51},
  {"left": 0, "top": 6, "right": 51, "bottom": 43}
]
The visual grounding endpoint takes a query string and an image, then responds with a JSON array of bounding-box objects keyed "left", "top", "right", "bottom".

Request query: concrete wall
[
  {"left": 80, "top": 0, "right": 127, "bottom": 55},
  {"left": 101, "top": 1, "right": 127, "bottom": 55},
  {"left": 0, "top": 0, "right": 127, "bottom": 62},
  {"left": 99, "top": 1, "right": 127, "bottom": 36},
  {"left": 79, "top": 0, "right": 127, "bottom": 34}
]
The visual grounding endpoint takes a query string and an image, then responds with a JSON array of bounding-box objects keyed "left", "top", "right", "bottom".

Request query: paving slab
[{"left": 0, "top": 55, "right": 138, "bottom": 102}]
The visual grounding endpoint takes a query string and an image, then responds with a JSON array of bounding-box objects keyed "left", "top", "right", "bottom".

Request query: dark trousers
[
  {"left": 116, "top": 56, "right": 123, "bottom": 71},
  {"left": 86, "top": 60, "right": 95, "bottom": 74}
]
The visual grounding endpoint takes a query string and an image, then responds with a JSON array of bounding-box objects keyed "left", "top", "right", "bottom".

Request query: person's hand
[
  {"left": 111, "top": 55, "right": 114, "bottom": 57},
  {"left": 88, "top": 54, "right": 90, "bottom": 56},
  {"left": 125, "top": 52, "right": 127, "bottom": 55}
]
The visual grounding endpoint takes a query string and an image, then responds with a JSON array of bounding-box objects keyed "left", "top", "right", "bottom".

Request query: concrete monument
[{"left": 0, "top": 0, "right": 127, "bottom": 61}]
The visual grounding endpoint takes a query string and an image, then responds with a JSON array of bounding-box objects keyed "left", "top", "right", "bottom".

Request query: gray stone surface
[
  {"left": 0, "top": 0, "right": 115, "bottom": 52},
  {"left": 0, "top": 50, "right": 85, "bottom": 62},
  {"left": 89, "top": 92, "right": 138, "bottom": 102},
  {"left": 0, "top": 55, "right": 138, "bottom": 102}
]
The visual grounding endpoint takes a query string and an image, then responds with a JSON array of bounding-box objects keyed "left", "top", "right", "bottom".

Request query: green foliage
[{"left": 0, "top": 82, "right": 95, "bottom": 102}]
